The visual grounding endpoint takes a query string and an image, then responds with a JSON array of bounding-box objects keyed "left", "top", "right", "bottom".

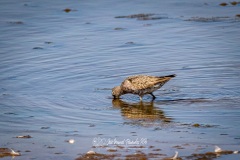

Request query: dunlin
[{"left": 112, "top": 74, "right": 176, "bottom": 100}]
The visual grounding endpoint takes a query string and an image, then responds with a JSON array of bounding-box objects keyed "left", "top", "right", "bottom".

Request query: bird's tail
[
  {"left": 155, "top": 74, "right": 176, "bottom": 85},
  {"left": 159, "top": 74, "right": 176, "bottom": 78},
  {"left": 165, "top": 74, "right": 176, "bottom": 78}
]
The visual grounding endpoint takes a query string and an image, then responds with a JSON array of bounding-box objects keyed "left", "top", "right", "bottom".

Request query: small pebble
[
  {"left": 87, "top": 150, "right": 96, "bottom": 154},
  {"left": 68, "top": 139, "right": 75, "bottom": 144},
  {"left": 64, "top": 8, "right": 71, "bottom": 13},
  {"left": 89, "top": 124, "right": 95, "bottom": 127}
]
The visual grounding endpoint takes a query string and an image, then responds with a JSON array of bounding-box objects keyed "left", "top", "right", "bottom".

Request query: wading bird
[{"left": 112, "top": 74, "right": 176, "bottom": 101}]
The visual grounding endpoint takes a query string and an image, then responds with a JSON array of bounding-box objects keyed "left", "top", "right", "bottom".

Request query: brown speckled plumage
[{"left": 112, "top": 74, "right": 176, "bottom": 100}]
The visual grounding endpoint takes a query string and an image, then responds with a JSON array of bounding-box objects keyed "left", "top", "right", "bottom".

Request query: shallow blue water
[{"left": 0, "top": 0, "right": 240, "bottom": 159}]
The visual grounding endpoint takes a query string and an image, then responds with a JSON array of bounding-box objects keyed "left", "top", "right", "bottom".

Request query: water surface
[{"left": 0, "top": 0, "right": 240, "bottom": 159}]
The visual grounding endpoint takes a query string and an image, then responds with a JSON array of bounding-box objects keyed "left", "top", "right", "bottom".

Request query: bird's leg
[{"left": 150, "top": 93, "right": 156, "bottom": 100}]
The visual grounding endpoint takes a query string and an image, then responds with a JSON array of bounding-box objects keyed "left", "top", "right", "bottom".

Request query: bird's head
[{"left": 112, "top": 86, "right": 122, "bottom": 99}]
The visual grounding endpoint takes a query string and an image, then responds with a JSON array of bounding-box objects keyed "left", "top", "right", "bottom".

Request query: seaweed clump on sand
[
  {"left": 76, "top": 150, "right": 177, "bottom": 160},
  {"left": 115, "top": 13, "right": 165, "bottom": 20},
  {"left": 0, "top": 148, "right": 20, "bottom": 157},
  {"left": 220, "top": 1, "right": 240, "bottom": 6},
  {"left": 7, "top": 21, "right": 24, "bottom": 25},
  {"left": 192, "top": 123, "right": 218, "bottom": 128},
  {"left": 186, "top": 16, "right": 230, "bottom": 22},
  {"left": 76, "top": 152, "right": 117, "bottom": 160},
  {"left": 16, "top": 135, "right": 32, "bottom": 138},
  {"left": 219, "top": 2, "right": 228, "bottom": 6},
  {"left": 126, "top": 151, "right": 148, "bottom": 160},
  {"left": 230, "top": 1, "right": 238, "bottom": 5},
  {"left": 187, "top": 152, "right": 218, "bottom": 159}
]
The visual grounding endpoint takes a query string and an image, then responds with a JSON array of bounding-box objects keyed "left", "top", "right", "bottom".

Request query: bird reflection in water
[{"left": 112, "top": 99, "right": 172, "bottom": 126}]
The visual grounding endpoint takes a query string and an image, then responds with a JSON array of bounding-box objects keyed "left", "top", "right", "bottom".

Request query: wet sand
[{"left": 0, "top": 0, "right": 240, "bottom": 159}]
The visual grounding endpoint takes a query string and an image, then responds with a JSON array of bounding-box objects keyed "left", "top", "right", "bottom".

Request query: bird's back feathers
[{"left": 121, "top": 74, "right": 175, "bottom": 94}]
